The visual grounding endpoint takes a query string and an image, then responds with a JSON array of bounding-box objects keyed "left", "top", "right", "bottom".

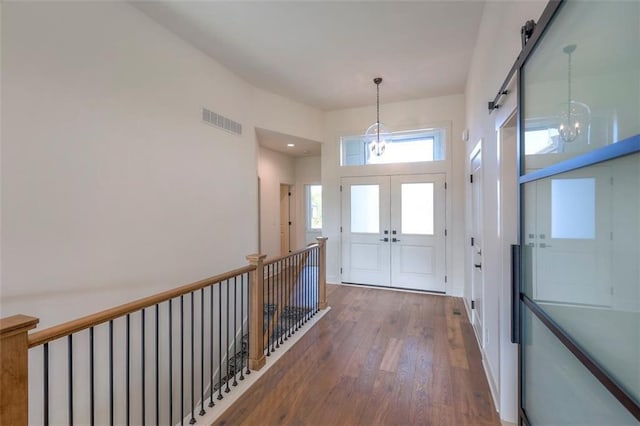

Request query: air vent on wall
[{"left": 202, "top": 107, "right": 242, "bottom": 136}]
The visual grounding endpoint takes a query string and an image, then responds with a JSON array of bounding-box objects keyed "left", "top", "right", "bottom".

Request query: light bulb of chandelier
[
  {"left": 558, "top": 100, "right": 590, "bottom": 143},
  {"left": 365, "top": 121, "right": 391, "bottom": 156}
]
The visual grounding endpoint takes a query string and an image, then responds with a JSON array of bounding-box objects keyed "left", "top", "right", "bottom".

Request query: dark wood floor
[{"left": 215, "top": 284, "right": 500, "bottom": 426}]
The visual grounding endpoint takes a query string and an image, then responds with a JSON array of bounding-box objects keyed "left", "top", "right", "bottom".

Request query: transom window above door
[{"left": 340, "top": 128, "right": 447, "bottom": 166}]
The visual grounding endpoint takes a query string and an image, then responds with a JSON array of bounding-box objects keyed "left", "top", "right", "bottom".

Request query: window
[
  {"left": 340, "top": 127, "right": 446, "bottom": 166},
  {"left": 306, "top": 185, "right": 322, "bottom": 230}
]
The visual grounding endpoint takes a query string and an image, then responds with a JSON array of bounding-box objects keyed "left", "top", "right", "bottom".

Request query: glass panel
[
  {"left": 350, "top": 185, "right": 379, "bottom": 233},
  {"left": 522, "top": 1, "right": 640, "bottom": 173},
  {"left": 307, "top": 185, "right": 322, "bottom": 230},
  {"left": 401, "top": 183, "right": 434, "bottom": 235},
  {"left": 522, "top": 306, "right": 638, "bottom": 425},
  {"left": 340, "top": 128, "right": 446, "bottom": 166},
  {"left": 521, "top": 153, "right": 640, "bottom": 402},
  {"left": 551, "top": 178, "right": 595, "bottom": 239}
]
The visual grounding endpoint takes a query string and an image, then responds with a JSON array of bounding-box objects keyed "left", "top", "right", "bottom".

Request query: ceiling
[
  {"left": 133, "top": 1, "right": 486, "bottom": 157},
  {"left": 256, "top": 128, "right": 322, "bottom": 158},
  {"left": 132, "top": 1, "right": 486, "bottom": 112}
]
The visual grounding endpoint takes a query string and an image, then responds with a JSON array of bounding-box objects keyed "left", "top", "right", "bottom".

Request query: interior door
[
  {"left": 341, "top": 176, "right": 391, "bottom": 286},
  {"left": 341, "top": 174, "right": 446, "bottom": 292},
  {"left": 390, "top": 174, "right": 446, "bottom": 292},
  {"left": 470, "top": 142, "right": 484, "bottom": 345}
]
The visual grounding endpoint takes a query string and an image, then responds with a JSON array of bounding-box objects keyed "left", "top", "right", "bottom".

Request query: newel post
[
  {"left": 316, "top": 237, "right": 328, "bottom": 310},
  {"left": 0, "top": 314, "right": 39, "bottom": 425},
  {"left": 246, "top": 253, "right": 267, "bottom": 371}
]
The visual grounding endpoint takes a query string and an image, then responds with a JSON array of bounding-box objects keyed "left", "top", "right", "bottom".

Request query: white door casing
[{"left": 470, "top": 140, "right": 484, "bottom": 346}]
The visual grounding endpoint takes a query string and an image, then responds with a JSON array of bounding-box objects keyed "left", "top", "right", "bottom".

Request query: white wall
[
  {"left": 322, "top": 94, "right": 466, "bottom": 295},
  {"left": 294, "top": 156, "right": 322, "bottom": 248},
  {"left": 464, "top": 1, "right": 547, "bottom": 423},
  {"left": 0, "top": 2, "right": 324, "bottom": 329},
  {"left": 257, "top": 146, "right": 295, "bottom": 259}
]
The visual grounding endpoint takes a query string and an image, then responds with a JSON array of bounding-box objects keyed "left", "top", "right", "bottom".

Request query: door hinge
[
  {"left": 340, "top": 185, "right": 342, "bottom": 192},
  {"left": 470, "top": 174, "right": 474, "bottom": 183},
  {"left": 288, "top": 192, "right": 291, "bottom": 196},
  {"left": 471, "top": 300, "right": 476, "bottom": 309},
  {"left": 471, "top": 237, "right": 475, "bottom": 246},
  {"left": 340, "top": 226, "right": 343, "bottom": 233},
  {"left": 288, "top": 221, "right": 292, "bottom": 226},
  {"left": 444, "top": 182, "right": 448, "bottom": 190},
  {"left": 340, "top": 267, "right": 343, "bottom": 274},
  {"left": 444, "top": 229, "right": 448, "bottom": 237},
  {"left": 445, "top": 275, "right": 448, "bottom": 283}
]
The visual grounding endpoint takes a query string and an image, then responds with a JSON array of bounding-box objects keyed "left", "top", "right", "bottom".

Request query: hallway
[{"left": 216, "top": 284, "right": 500, "bottom": 425}]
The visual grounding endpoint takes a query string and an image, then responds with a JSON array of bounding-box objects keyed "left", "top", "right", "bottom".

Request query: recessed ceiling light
[{"left": 287, "top": 143, "right": 295, "bottom": 147}]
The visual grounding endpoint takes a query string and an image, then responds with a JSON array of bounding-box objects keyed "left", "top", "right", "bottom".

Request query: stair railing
[{"left": 0, "top": 236, "right": 327, "bottom": 425}]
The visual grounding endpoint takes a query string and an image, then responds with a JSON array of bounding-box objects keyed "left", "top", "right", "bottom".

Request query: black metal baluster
[
  {"left": 315, "top": 248, "right": 319, "bottom": 315},
  {"left": 142, "top": 309, "right": 146, "bottom": 426},
  {"left": 240, "top": 275, "right": 245, "bottom": 380},
  {"left": 269, "top": 264, "right": 275, "bottom": 353},
  {"left": 199, "top": 289, "right": 206, "bottom": 416},
  {"left": 169, "top": 300, "right": 173, "bottom": 426},
  {"left": 155, "top": 304, "right": 160, "bottom": 425},
  {"left": 278, "top": 260, "right": 283, "bottom": 346},
  {"left": 43, "top": 343, "right": 49, "bottom": 426},
  {"left": 233, "top": 277, "right": 238, "bottom": 386},
  {"left": 285, "top": 256, "right": 290, "bottom": 339},
  {"left": 209, "top": 286, "right": 215, "bottom": 407},
  {"left": 304, "top": 251, "right": 309, "bottom": 324},
  {"left": 245, "top": 274, "right": 251, "bottom": 376},
  {"left": 189, "top": 292, "right": 196, "bottom": 424},
  {"left": 225, "top": 280, "right": 230, "bottom": 394},
  {"left": 295, "top": 253, "right": 300, "bottom": 331},
  {"left": 126, "top": 314, "right": 130, "bottom": 426},
  {"left": 289, "top": 255, "right": 293, "bottom": 337},
  {"left": 218, "top": 282, "right": 223, "bottom": 400},
  {"left": 109, "top": 320, "right": 114, "bottom": 426},
  {"left": 90, "top": 327, "right": 95, "bottom": 426},
  {"left": 265, "top": 266, "right": 270, "bottom": 357},
  {"left": 68, "top": 335, "right": 73, "bottom": 426},
  {"left": 180, "top": 296, "right": 184, "bottom": 425}
]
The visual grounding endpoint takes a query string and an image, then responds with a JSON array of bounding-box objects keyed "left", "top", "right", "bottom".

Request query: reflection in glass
[
  {"left": 522, "top": 153, "right": 639, "bottom": 403},
  {"left": 551, "top": 178, "right": 595, "bottom": 239},
  {"left": 522, "top": 1, "right": 640, "bottom": 172},
  {"left": 350, "top": 185, "right": 379, "bottom": 233},
  {"left": 401, "top": 183, "right": 434, "bottom": 235}
]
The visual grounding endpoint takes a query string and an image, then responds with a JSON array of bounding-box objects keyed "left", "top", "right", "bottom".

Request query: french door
[{"left": 341, "top": 174, "right": 446, "bottom": 292}]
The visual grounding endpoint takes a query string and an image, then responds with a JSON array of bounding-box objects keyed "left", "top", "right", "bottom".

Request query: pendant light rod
[{"left": 374, "top": 77, "right": 382, "bottom": 146}]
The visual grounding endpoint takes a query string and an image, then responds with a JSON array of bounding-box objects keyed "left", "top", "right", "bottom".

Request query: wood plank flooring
[{"left": 215, "top": 284, "right": 500, "bottom": 426}]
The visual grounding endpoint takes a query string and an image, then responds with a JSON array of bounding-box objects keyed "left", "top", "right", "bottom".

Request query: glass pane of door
[
  {"left": 522, "top": 307, "right": 638, "bottom": 426},
  {"left": 350, "top": 185, "right": 380, "bottom": 233},
  {"left": 521, "top": 1, "right": 640, "bottom": 174},
  {"left": 401, "top": 183, "right": 434, "bottom": 235}
]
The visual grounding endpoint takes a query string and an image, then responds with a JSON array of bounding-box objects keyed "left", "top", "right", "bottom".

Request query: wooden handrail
[
  {"left": 263, "top": 243, "right": 319, "bottom": 266},
  {"left": 28, "top": 265, "right": 255, "bottom": 348}
]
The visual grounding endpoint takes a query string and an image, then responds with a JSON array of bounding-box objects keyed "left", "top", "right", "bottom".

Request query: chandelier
[
  {"left": 558, "top": 44, "right": 590, "bottom": 144},
  {"left": 365, "top": 77, "right": 391, "bottom": 156}
]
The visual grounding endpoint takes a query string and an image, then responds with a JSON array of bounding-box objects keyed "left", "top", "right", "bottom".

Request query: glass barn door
[{"left": 517, "top": 1, "right": 640, "bottom": 424}]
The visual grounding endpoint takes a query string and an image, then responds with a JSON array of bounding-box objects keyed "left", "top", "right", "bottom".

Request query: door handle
[
  {"left": 474, "top": 263, "right": 482, "bottom": 269},
  {"left": 380, "top": 237, "right": 389, "bottom": 242},
  {"left": 392, "top": 237, "right": 401, "bottom": 242}
]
